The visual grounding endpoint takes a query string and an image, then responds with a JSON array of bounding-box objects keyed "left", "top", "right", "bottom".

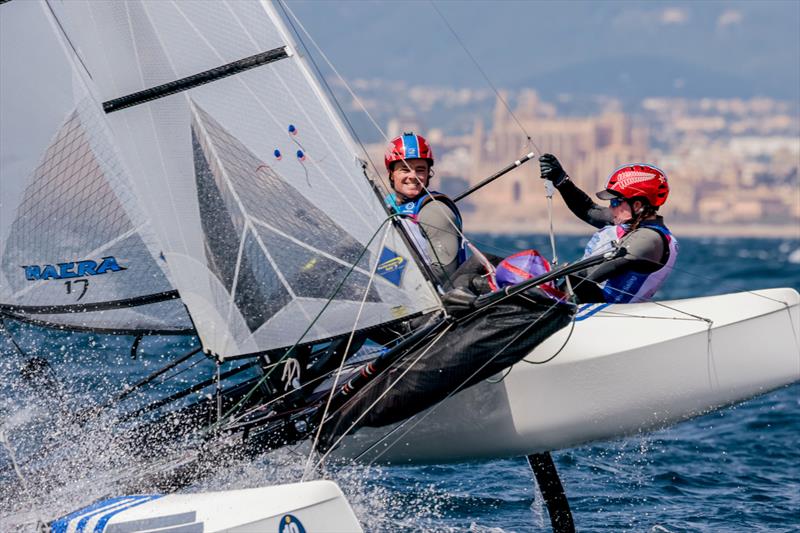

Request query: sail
[
  {"left": 0, "top": 1, "right": 192, "bottom": 334},
  {"left": 43, "top": 0, "right": 441, "bottom": 358}
]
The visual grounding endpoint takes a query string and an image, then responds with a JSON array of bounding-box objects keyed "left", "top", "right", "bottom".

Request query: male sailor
[
  {"left": 539, "top": 154, "right": 679, "bottom": 303},
  {"left": 384, "top": 133, "right": 466, "bottom": 289}
]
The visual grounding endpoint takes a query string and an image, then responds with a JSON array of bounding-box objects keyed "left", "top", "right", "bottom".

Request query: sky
[{"left": 287, "top": 0, "right": 800, "bottom": 101}]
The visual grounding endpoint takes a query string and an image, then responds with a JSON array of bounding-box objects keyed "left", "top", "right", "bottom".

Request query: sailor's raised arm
[{"left": 539, "top": 153, "right": 613, "bottom": 228}]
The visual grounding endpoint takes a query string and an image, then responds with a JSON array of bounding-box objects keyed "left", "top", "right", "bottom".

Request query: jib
[{"left": 23, "top": 256, "right": 126, "bottom": 281}]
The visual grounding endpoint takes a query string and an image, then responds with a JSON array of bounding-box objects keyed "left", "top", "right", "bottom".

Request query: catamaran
[{"left": 1, "top": 1, "right": 797, "bottom": 531}]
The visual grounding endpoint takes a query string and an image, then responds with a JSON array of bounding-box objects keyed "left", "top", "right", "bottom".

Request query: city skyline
[
  {"left": 362, "top": 89, "right": 798, "bottom": 237},
  {"left": 288, "top": 1, "right": 799, "bottom": 237}
]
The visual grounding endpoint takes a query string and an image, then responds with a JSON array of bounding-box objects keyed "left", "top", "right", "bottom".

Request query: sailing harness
[{"left": 385, "top": 191, "right": 468, "bottom": 269}]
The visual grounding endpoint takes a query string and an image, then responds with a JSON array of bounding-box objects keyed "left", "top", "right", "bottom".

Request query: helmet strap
[{"left": 625, "top": 200, "right": 656, "bottom": 232}]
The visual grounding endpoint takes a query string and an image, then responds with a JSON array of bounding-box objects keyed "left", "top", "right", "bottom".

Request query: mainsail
[{"left": 1, "top": 1, "right": 441, "bottom": 357}]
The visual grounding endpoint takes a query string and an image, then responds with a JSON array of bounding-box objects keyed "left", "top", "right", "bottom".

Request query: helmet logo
[{"left": 614, "top": 170, "right": 658, "bottom": 188}]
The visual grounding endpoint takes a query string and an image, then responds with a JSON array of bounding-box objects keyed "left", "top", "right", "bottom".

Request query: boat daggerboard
[
  {"left": 8, "top": 0, "right": 442, "bottom": 359},
  {"left": 0, "top": 1, "right": 192, "bottom": 335}
]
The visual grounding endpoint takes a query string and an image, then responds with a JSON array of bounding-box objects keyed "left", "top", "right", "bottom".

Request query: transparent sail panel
[
  {"left": 0, "top": 1, "right": 191, "bottom": 334},
  {"left": 55, "top": 0, "right": 441, "bottom": 357}
]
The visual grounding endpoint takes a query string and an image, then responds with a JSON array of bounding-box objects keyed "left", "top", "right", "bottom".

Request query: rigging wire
[
  {"left": 428, "top": 0, "right": 540, "bottom": 153},
  {"left": 306, "top": 248, "right": 722, "bottom": 468},
  {"left": 0, "top": 317, "right": 27, "bottom": 358},
  {"left": 401, "top": 218, "right": 797, "bottom": 316},
  {"left": 221, "top": 318, "right": 443, "bottom": 444},
  {"left": 279, "top": 0, "right": 475, "bottom": 263},
  {"left": 308, "top": 322, "right": 454, "bottom": 473},
  {"left": 277, "top": 0, "right": 390, "bottom": 191},
  {"left": 302, "top": 224, "right": 393, "bottom": 480},
  {"left": 309, "top": 266, "right": 594, "bottom": 465},
  {"left": 379, "top": 214, "right": 793, "bottom": 327},
  {"left": 284, "top": 0, "right": 795, "bottom": 322},
  {"left": 354, "top": 291, "right": 573, "bottom": 465},
  {"left": 207, "top": 214, "right": 402, "bottom": 433},
  {"left": 342, "top": 251, "right": 762, "bottom": 464}
]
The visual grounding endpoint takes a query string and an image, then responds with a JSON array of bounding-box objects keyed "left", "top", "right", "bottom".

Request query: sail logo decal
[
  {"left": 377, "top": 247, "right": 406, "bottom": 286},
  {"left": 22, "top": 256, "right": 126, "bottom": 281},
  {"left": 279, "top": 515, "right": 306, "bottom": 533}
]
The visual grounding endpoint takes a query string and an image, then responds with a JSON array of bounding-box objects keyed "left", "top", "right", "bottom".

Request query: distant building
[
  {"left": 365, "top": 90, "right": 798, "bottom": 235},
  {"left": 467, "top": 92, "right": 648, "bottom": 229}
]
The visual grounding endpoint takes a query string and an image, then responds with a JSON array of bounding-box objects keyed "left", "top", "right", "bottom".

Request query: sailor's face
[
  {"left": 390, "top": 158, "right": 430, "bottom": 201},
  {"left": 610, "top": 198, "right": 639, "bottom": 225}
]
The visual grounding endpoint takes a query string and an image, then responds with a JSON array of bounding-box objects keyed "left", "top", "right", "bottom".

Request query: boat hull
[
  {"left": 336, "top": 288, "right": 800, "bottom": 463},
  {"left": 50, "top": 480, "right": 362, "bottom": 533}
]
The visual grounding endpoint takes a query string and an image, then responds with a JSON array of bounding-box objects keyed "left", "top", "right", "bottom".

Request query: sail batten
[{"left": 103, "top": 47, "right": 290, "bottom": 114}]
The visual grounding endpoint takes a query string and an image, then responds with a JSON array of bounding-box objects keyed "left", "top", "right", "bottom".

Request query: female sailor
[{"left": 539, "top": 153, "right": 679, "bottom": 303}]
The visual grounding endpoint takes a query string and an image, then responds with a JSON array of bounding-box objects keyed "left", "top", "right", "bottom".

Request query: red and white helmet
[
  {"left": 384, "top": 132, "right": 434, "bottom": 171},
  {"left": 596, "top": 164, "right": 669, "bottom": 207}
]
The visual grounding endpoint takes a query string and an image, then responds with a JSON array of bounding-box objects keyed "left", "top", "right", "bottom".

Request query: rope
[
  {"left": 302, "top": 224, "right": 392, "bottom": 480},
  {"left": 357, "top": 291, "right": 572, "bottom": 464},
  {"left": 208, "top": 215, "right": 401, "bottom": 433},
  {"left": 281, "top": 358, "right": 301, "bottom": 391},
  {"left": 277, "top": 0, "right": 391, "bottom": 192},
  {"left": 280, "top": 0, "right": 474, "bottom": 263},
  {"left": 309, "top": 323, "right": 454, "bottom": 473}
]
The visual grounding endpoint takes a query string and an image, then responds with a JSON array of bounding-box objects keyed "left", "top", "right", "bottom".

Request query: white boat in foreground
[
  {"left": 339, "top": 287, "right": 800, "bottom": 463},
  {"left": 51, "top": 480, "right": 362, "bottom": 533}
]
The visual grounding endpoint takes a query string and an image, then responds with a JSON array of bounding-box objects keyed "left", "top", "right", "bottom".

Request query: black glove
[{"left": 539, "top": 153, "right": 568, "bottom": 187}]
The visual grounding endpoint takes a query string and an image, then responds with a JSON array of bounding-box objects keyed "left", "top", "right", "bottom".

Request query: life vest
[
  {"left": 385, "top": 191, "right": 467, "bottom": 267},
  {"left": 581, "top": 221, "right": 678, "bottom": 303}
]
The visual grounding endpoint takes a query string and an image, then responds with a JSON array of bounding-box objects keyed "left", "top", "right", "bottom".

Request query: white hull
[
  {"left": 52, "top": 480, "right": 362, "bottom": 532},
  {"left": 336, "top": 288, "right": 800, "bottom": 463}
]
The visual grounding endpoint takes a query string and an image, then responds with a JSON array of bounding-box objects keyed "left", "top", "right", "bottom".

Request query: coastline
[{"left": 468, "top": 221, "right": 800, "bottom": 239}]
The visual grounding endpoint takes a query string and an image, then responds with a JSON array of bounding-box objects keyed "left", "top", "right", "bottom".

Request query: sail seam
[
  {"left": 248, "top": 217, "right": 378, "bottom": 281},
  {"left": 102, "top": 47, "right": 289, "bottom": 113},
  {"left": 225, "top": 225, "right": 250, "bottom": 333},
  {"left": 190, "top": 101, "right": 298, "bottom": 301}
]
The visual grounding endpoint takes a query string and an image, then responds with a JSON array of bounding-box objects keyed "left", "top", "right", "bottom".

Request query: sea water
[{"left": 1, "top": 235, "right": 798, "bottom": 532}]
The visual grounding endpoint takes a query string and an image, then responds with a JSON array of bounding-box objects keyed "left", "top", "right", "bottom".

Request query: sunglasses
[{"left": 609, "top": 198, "right": 626, "bottom": 208}]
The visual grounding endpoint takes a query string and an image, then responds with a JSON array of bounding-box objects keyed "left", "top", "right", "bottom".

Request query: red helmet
[
  {"left": 384, "top": 132, "right": 434, "bottom": 171},
  {"left": 596, "top": 164, "right": 669, "bottom": 207}
]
